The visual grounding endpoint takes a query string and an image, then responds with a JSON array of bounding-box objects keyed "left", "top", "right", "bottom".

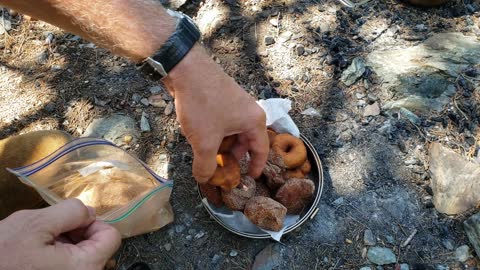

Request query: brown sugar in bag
[{"left": 8, "top": 138, "right": 174, "bottom": 238}]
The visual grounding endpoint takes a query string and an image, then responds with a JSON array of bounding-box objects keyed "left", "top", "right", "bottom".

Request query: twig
[{"left": 401, "top": 229, "right": 417, "bottom": 248}]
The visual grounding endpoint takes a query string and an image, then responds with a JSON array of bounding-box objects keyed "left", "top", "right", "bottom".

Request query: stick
[{"left": 400, "top": 229, "right": 417, "bottom": 248}]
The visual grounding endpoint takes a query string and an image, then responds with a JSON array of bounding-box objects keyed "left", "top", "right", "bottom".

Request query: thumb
[
  {"left": 191, "top": 138, "right": 221, "bottom": 183},
  {"left": 38, "top": 199, "right": 94, "bottom": 235}
]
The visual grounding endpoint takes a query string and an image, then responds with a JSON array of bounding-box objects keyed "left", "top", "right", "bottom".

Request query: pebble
[
  {"left": 37, "top": 51, "right": 49, "bottom": 65},
  {"left": 455, "top": 245, "right": 470, "bottom": 262},
  {"left": 357, "top": 100, "right": 367, "bottom": 106},
  {"left": 186, "top": 235, "right": 193, "bottom": 240},
  {"left": 51, "top": 65, "right": 62, "bottom": 71},
  {"left": 229, "top": 250, "right": 238, "bottom": 257},
  {"left": 296, "top": 45, "right": 305, "bottom": 56},
  {"left": 0, "top": 16, "right": 11, "bottom": 35},
  {"left": 364, "top": 229, "right": 376, "bottom": 246},
  {"left": 140, "top": 112, "right": 151, "bottom": 132},
  {"left": 164, "top": 102, "right": 174, "bottom": 116},
  {"left": 278, "top": 31, "right": 293, "bottom": 43},
  {"left": 194, "top": 231, "right": 205, "bottom": 239},
  {"left": 400, "top": 264, "right": 409, "bottom": 270},
  {"left": 175, "top": 225, "right": 185, "bottom": 233},
  {"left": 149, "top": 86, "right": 163, "bottom": 94},
  {"left": 356, "top": 92, "right": 366, "bottom": 99},
  {"left": 415, "top": 24, "right": 428, "bottom": 32},
  {"left": 404, "top": 157, "right": 418, "bottom": 166},
  {"left": 367, "top": 93, "right": 378, "bottom": 101},
  {"left": 164, "top": 243, "right": 172, "bottom": 251},
  {"left": 269, "top": 18, "right": 279, "bottom": 27},
  {"left": 124, "top": 135, "right": 133, "bottom": 144},
  {"left": 138, "top": 98, "right": 149, "bottom": 107},
  {"left": 132, "top": 93, "right": 142, "bottom": 103},
  {"left": 360, "top": 267, "right": 372, "bottom": 270},
  {"left": 333, "top": 197, "right": 344, "bottom": 205},
  {"left": 363, "top": 102, "right": 380, "bottom": 117},
  {"left": 367, "top": 247, "right": 396, "bottom": 265},
  {"left": 264, "top": 36, "right": 275, "bottom": 45},
  {"left": 148, "top": 95, "right": 167, "bottom": 108}
]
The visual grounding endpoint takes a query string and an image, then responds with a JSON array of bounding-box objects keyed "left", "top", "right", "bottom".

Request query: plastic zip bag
[{"left": 8, "top": 138, "right": 174, "bottom": 238}]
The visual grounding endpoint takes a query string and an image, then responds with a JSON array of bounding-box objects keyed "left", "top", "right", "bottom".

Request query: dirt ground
[{"left": 1, "top": 0, "right": 480, "bottom": 269}]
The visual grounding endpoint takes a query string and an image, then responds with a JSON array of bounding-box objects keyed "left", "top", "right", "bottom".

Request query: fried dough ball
[
  {"left": 284, "top": 168, "right": 305, "bottom": 180},
  {"left": 218, "top": 135, "right": 237, "bottom": 153},
  {"left": 275, "top": 178, "right": 315, "bottom": 214},
  {"left": 199, "top": 183, "right": 223, "bottom": 208},
  {"left": 262, "top": 162, "right": 285, "bottom": 190},
  {"left": 267, "top": 129, "right": 277, "bottom": 147},
  {"left": 208, "top": 153, "right": 241, "bottom": 190},
  {"left": 271, "top": 134, "right": 307, "bottom": 169},
  {"left": 221, "top": 176, "right": 256, "bottom": 211},
  {"left": 244, "top": 196, "right": 287, "bottom": 232},
  {"left": 300, "top": 159, "right": 311, "bottom": 175},
  {"left": 255, "top": 181, "right": 272, "bottom": 198}
]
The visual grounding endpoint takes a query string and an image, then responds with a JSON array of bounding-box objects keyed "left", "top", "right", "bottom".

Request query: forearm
[{"left": 0, "top": 0, "right": 175, "bottom": 62}]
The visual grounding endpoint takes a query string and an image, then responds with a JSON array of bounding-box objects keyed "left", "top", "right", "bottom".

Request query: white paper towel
[{"left": 257, "top": 98, "right": 300, "bottom": 137}]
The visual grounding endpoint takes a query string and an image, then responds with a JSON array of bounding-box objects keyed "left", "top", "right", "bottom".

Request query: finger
[
  {"left": 37, "top": 199, "right": 94, "bottom": 236},
  {"left": 245, "top": 127, "right": 269, "bottom": 178},
  {"left": 191, "top": 135, "right": 222, "bottom": 183},
  {"left": 231, "top": 135, "right": 249, "bottom": 161},
  {"left": 76, "top": 221, "right": 121, "bottom": 265}
]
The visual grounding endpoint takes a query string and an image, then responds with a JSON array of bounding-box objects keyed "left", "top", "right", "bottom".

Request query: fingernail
[{"left": 86, "top": 206, "right": 96, "bottom": 218}]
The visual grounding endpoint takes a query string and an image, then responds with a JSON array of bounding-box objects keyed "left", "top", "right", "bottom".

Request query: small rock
[
  {"left": 269, "top": 18, "right": 279, "bottom": 27},
  {"left": 252, "top": 244, "right": 283, "bottom": 270},
  {"left": 229, "top": 250, "right": 238, "bottom": 257},
  {"left": 0, "top": 16, "right": 12, "bottom": 34},
  {"left": 360, "top": 267, "right": 372, "bottom": 270},
  {"left": 429, "top": 143, "right": 480, "bottom": 214},
  {"left": 301, "top": 107, "right": 321, "bottom": 117},
  {"left": 400, "top": 264, "right": 409, "bottom": 270},
  {"left": 367, "top": 93, "right": 378, "bottom": 101},
  {"left": 44, "top": 102, "right": 56, "bottom": 113},
  {"left": 464, "top": 212, "right": 480, "bottom": 258},
  {"left": 148, "top": 95, "right": 167, "bottom": 108},
  {"left": 175, "top": 225, "right": 185, "bottom": 233},
  {"left": 436, "top": 265, "right": 448, "bottom": 270},
  {"left": 333, "top": 197, "right": 344, "bottom": 206},
  {"left": 364, "top": 229, "right": 376, "bottom": 246},
  {"left": 455, "top": 245, "right": 470, "bottom": 262},
  {"left": 51, "top": 65, "right": 62, "bottom": 71},
  {"left": 164, "top": 243, "right": 172, "bottom": 251},
  {"left": 278, "top": 31, "right": 293, "bottom": 43},
  {"left": 37, "top": 51, "right": 49, "bottom": 65},
  {"left": 194, "top": 231, "right": 205, "bottom": 239},
  {"left": 357, "top": 100, "right": 367, "bottom": 106},
  {"left": 211, "top": 254, "right": 223, "bottom": 265},
  {"left": 186, "top": 235, "right": 193, "bottom": 240},
  {"left": 415, "top": 24, "right": 428, "bottom": 32},
  {"left": 340, "top": 57, "right": 366, "bottom": 86},
  {"left": 45, "top": 32, "right": 54, "bottom": 45},
  {"left": 132, "top": 93, "right": 142, "bottom": 103},
  {"left": 82, "top": 115, "right": 139, "bottom": 146},
  {"left": 140, "top": 98, "right": 150, "bottom": 106},
  {"left": 367, "top": 247, "right": 397, "bottom": 265},
  {"left": 140, "top": 112, "right": 151, "bottom": 132},
  {"left": 296, "top": 45, "right": 305, "bottom": 56},
  {"left": 164, "top": 102, "right": 174, "bottom": 116},
  {"left": 356, "top": 92, "right": 366, "bottom": 99},
  {"left": 149, "top": 86, "right": 163, "bottom": 94},
  {"left": 399, "top": 108, "right": 421, "bottom": 126},
  {"left": 264, "top": 36, "right": 275, "bottom": 45},
  {"left": 124, "top": 135, "right": 133, "bottom": 144},
  {"left": 404, "top": 157, "right": 418, "bottom": 166},
  {"left": 363, "top": 102, "right": 380, "bottom": 117}
]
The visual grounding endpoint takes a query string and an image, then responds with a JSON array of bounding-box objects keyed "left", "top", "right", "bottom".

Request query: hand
[
  {"left": 0, "top": 199, "right": 121, "bottom": 270},
  {"left": 163, "top": 45, "right": 269, "bottom": 183}
]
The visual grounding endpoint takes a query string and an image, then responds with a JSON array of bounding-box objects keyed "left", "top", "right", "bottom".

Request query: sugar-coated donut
[
  {"left": 271, "top": 134, "right": 307, "bottom": 169},
  {"left": 267, "top": 129, "right": 277, "bottom": 147},
  {"left": 255, "top": 180, "right": 272, "bottom": 198},
  {"left": 221, "top": 176, "right": 256, "bottom": 211},
  {"left": 262, "top": 162, "right": 285, "bottom": 190},
  {"left": 208, "top": 153, "right": 241, "bottom": 190},
  {"left": 275, "top": 178, "right": 315, "bottom": 214},
  {"left": 199, "top": 183, "right": 223, "bottom": 208},
  {"left": 300, "top": 159, "right": 311, "bottom": 175},
  {"left": 244, "top": 196, "right": 287, "bottom": 232}
]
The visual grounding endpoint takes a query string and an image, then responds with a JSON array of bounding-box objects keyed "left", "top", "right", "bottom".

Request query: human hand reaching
[
  {"left": 163, "top": 45, "right": 269, "bottom": 183},
  {"left": 0, "top": 199, "right": 121, "bottom": 270}
]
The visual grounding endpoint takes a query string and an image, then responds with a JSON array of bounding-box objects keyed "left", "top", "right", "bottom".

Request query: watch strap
[{"left": 137, "top": 12, "right": 201, "bottom": 80}]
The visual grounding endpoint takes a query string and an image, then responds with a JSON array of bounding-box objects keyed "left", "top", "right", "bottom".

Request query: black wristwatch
[{"left": 136, "top": 9, "right": 201, "bottom": 81}]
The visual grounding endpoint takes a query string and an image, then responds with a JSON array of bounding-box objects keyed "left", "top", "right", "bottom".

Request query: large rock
[
  {"left": 464, "top": 212, "right": 480, "bottom": 259},
  {"left": 367, "top": 33, "right": 480, "bottom": 113},
  {"left": 82, "top": 114, "right": 139, "bottom": 146},
  {"left": 367, "top": 247, "right": 397, "bottom": 265},
  {"left": 429, "top": 143, "right": 480, "bottom": 214}
]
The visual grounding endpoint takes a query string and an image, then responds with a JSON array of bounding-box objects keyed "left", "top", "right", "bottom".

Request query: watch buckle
[{"left": 146, "top": 57, "right": 168, "bottom": 78}]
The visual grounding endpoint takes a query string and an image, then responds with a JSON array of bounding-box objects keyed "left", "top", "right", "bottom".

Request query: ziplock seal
[
  {"left": 9, "top": 138, "right": 169, "bottom": 184},
  {"left": 103, "top": 182, "right": 173, "bottom": 223}
]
